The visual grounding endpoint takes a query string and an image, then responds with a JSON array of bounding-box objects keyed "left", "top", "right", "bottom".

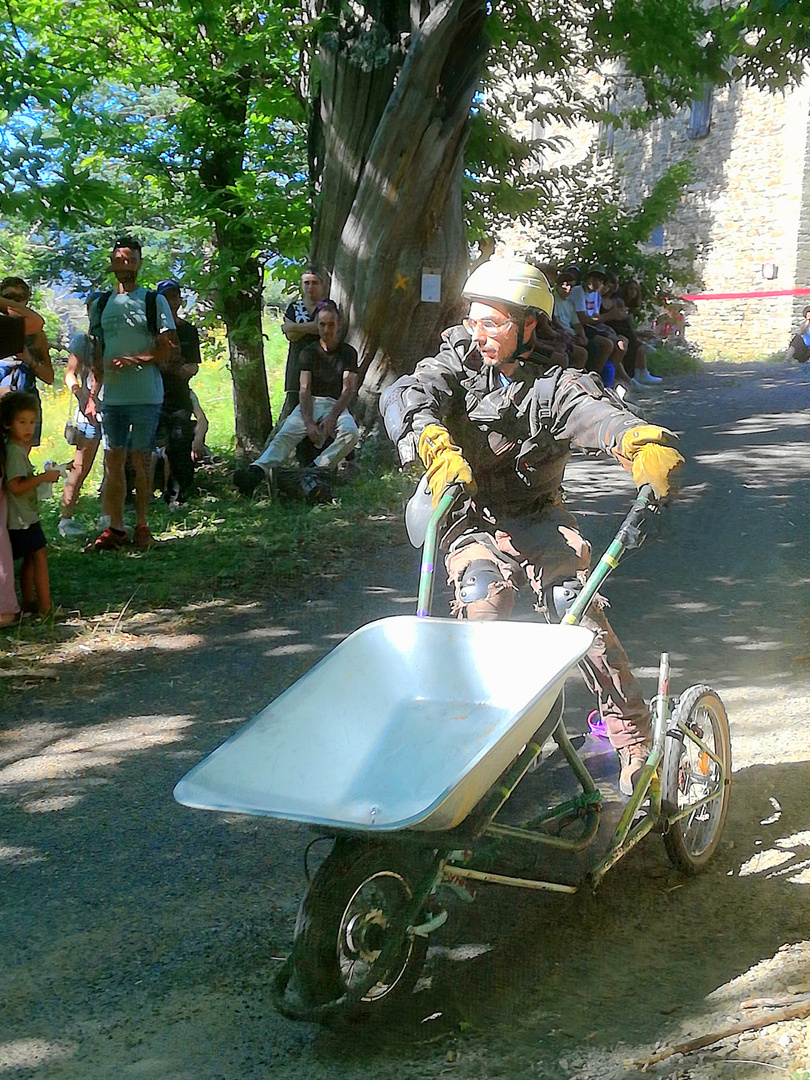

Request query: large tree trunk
[
  {"left": 201, "top": 77, "right": 273, "bottom": 457},
  {"left": 310, "top": 0, "right": 487, "bottom": 427},
  {"left": 217, "top": 240, "right": 272, "bottom": 458}
]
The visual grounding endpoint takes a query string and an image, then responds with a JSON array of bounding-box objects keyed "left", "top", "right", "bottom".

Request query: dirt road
[{"left": 2, "top": 360, "right": 809, "bottom": 1080}]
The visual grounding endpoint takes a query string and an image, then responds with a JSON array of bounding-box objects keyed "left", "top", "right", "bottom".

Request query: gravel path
[{"left": 1, "top": 359, "right": 808, "bottom": 1079}]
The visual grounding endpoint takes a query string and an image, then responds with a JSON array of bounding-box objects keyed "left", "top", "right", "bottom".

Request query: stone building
[
  {"left": 498, "top": 69, "right": 810, "bottom": 359},
  {"left": 610, "top": 75, "right": 810, "bottom": 360}
]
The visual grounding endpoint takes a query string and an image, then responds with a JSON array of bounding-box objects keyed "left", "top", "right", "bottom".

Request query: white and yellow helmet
[{"left": 462, "top": 259, "right": 554, "bottom": 319}]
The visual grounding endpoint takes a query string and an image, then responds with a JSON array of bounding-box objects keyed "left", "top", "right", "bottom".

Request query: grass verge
[
  {"left": 1, "top": 456, "right": 411, "bottom": 665},
  {"left": 645, "top": 343, "right": 703, "bottom": 376}
]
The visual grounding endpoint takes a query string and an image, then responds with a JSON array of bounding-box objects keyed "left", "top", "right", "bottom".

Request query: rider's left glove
[
  {"left": 418, "top": 423, "right": 477, "bottom": 507},
  {"left": 619, "top": 424, "right": 684, "bottom": 500}
]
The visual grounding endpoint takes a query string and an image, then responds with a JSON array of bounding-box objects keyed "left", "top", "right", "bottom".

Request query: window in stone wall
[
  {"left": 687, "top": 85, "right": 713, "bottom": 139},
  {"left": 650, "top": 226, "right": 665, "bottom": 247}
]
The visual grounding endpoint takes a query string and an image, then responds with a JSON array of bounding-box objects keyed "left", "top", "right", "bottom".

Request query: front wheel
[
  {"left": 292, "top": 839, "right": 435, "bottom": 1015},
  {"left": 661, "top": 685, "right": 731, "bottom": 874}
]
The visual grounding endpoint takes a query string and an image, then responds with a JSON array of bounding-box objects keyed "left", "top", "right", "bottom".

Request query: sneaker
[
  {"left": 633, "top": 370, "right": 662, "bottom": 385},
  {"left": 587, "top": 709, "right": 609, "bottom": 739},
  {"left": 133, "top": 524, "right": 156, "bottom": 549},
  {"left": 58, "top": 518, "right": 88, "bottom": 538},
  {"left": 234, "top": 463, "right": 266, "bottom": 496},
  {"left": 92, "top": 527, "right": 130, "bottom": 551},
  {"left": 619, "top": 743, "right": 652, "bottom": 797}
]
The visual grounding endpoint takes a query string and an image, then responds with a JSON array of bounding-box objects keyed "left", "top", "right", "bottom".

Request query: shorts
[
  {"left": 66, "top": 408, "right": 101, "bottom": 446},
  {"left": 9, "top": 521, "right": 47, "bottom": 560},
  {"left": 102, "top": 403, "right": 162, "bottom": 452}
]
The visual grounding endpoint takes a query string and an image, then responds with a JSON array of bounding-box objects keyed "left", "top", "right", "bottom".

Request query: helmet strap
[{"left": 500, "top": 310, "right": 530, "bottom": 368}]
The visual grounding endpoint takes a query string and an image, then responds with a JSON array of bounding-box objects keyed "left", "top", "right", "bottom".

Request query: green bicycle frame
[{"left": 417, "top": 484, "right": 727, "bottom": 894}]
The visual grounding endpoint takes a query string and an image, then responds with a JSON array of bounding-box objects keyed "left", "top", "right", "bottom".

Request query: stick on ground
[{"left": 633, "top": 999, "right": 810, "bottom": 1071}]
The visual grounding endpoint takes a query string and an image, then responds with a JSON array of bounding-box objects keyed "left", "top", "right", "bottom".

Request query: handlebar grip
[{"left": 616, "top": 485, "right": 659, "bottom": 550}]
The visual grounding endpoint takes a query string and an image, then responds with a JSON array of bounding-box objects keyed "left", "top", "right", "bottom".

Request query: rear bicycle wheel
[
  {"left": 662, "top": 685, "right": 731, "bottom": 874},
  {"left": 292, "top": 839, "right": 434, "bottom": 1015}
]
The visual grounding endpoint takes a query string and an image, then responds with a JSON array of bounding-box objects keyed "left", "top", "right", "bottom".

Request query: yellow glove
[
  {"left": 418, "top": 424, "right": 476, "bottom": 507},
  {"left": 619, "top": 424, "right": 685, "bottom": 500}
]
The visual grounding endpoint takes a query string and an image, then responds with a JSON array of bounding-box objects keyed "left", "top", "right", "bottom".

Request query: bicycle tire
[
  {"left": 292, "top": 839, "right": 431, "bottom": 1016},
  {"left": 661, "top": 684, "right": 731, "bottom": 874}
]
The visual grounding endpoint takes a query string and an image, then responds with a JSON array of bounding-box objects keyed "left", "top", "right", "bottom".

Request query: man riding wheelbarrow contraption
[{"left": 174, "top": 261, "right": 731, "bottom": 1022}]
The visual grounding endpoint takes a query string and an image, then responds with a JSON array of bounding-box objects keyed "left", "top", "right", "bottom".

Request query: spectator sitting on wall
[
  {"left": 234, "top": 300, "right": 359, "bottom": 496},
  {"left": 599, "top": 273, "right": 661, "bottom": 387},
  {"left": 0, "top": 277, "right": 55, "bottom": 446},
  {"left": 155, "top": 279, "right": 201, "bottom": 507},
  {"left": 578, "top": 266, "right": 630, "bottom": 389},
  {"left": 553, "top": 267, "right": 599, "bottom": 373},
  {"left": 278, "top": 266, "right": 328, "bottom": 425},
  {"left": 785, "top": 305, "right": 810, "bottom": 363},
  {"left": 530, "top": 307, "right": 569, "bottom": 369},
  {"left": 534, "top": 264, "right": 586, "bottom": 370}
]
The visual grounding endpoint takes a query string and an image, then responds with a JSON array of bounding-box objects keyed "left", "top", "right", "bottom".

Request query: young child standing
[
  {"left": 0, "top": 432, "right": 20, "bottom": 626},
  {"left": 1, "top": 391, "right": 60, "bottom": 615}
]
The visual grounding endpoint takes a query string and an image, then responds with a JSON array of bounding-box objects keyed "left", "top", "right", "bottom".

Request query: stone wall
[
  {"left": 612, "top": 77, "right": 810, "bottom": 359},
  {"left": 496, "top": 65, "right": 810, "bottom": 360}
]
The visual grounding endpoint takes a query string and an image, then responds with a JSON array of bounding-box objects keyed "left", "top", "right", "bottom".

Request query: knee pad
[
  {"left": 544, "top": 578, "right": 583, "bottom": 623},
  {"left": 458, "top": 560, "right": 506, "bottom": 604},
  {"left": 457, "top": 560, "right": 515, "bottom": 620}
]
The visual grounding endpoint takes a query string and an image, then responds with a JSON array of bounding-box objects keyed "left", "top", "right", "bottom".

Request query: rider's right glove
[
  {"left": 418, "top": 423, "right": 477, "bottom": 507},
  {"left": 619, "top": 424, "right": 684, "bottom": 500}
]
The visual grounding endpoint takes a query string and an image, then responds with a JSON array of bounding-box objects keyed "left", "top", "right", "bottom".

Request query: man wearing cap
[
  {"left": 555, "top": 266, "right": 613, "bottom": 376},
  {"left": 382, "top": 260, "right": 683, "bottom": 797},
  {"left": 156, "top": 279, "right": 201, "bottom": 505}
]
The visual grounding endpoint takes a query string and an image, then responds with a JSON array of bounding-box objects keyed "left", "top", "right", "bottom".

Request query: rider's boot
[
  {"left": 575, "top": 606, "right": 652, "bottom": 797},
  {"left": 618, "top": 742, "right": 651, "bottom": 797}
]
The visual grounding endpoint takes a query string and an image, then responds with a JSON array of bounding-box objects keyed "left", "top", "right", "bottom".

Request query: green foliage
[
  {"left": 538, "top": 158, "right": 696, "bottom": 312},
  {"left": 3, "top": 0, "right": 810, "bottom": 375},
  {"left": 644, "top": 342, "right": 703, "bottom": 376},
  {"left": 468, "top": 0, "right": 810, "bottom": 241},
  {"left": 17, "top": 462, "right": 409, "bottom": 625},
  {"left": 0, "top": 2, "right": 310, "bottom": 328}
]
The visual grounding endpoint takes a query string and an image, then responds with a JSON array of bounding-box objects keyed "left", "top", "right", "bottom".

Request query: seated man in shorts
[{"left": 785, "top": 306, "right": 810, "bottom": 363}]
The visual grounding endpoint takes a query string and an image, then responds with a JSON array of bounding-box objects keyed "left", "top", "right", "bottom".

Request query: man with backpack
[{"left": 86, "top": 236, "right": 175, "bottom": 550}]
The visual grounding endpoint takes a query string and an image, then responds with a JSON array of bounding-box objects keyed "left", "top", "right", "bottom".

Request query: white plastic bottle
[{"left": 38, "top": 460, "right": 69, "bottom": 501}]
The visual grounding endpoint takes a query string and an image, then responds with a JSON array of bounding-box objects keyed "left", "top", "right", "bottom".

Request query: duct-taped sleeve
[
  {"left": 543, "top": 370, "right": 665, "bottom": 455},
  {"left": 381, "top": 333, "right": 468, "bottom": 466}
]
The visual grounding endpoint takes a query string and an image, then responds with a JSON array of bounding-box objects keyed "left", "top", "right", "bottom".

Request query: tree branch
[{"left": 632, "top": 999, "right": 810, "bottom": 1072}]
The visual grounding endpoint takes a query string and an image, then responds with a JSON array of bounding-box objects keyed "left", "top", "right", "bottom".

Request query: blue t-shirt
[{"left": 95, "top": 287, "right": 174, "bottom": 406}]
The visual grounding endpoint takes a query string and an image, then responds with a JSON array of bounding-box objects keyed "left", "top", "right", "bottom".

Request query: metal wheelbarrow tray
[{"left": 174, "top": 616, "right": 593, "bottom": 832}]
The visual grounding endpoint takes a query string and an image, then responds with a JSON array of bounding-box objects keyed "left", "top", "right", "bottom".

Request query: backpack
[{"left": 89, "top": 289, "right": 159, "bottom": 361}]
